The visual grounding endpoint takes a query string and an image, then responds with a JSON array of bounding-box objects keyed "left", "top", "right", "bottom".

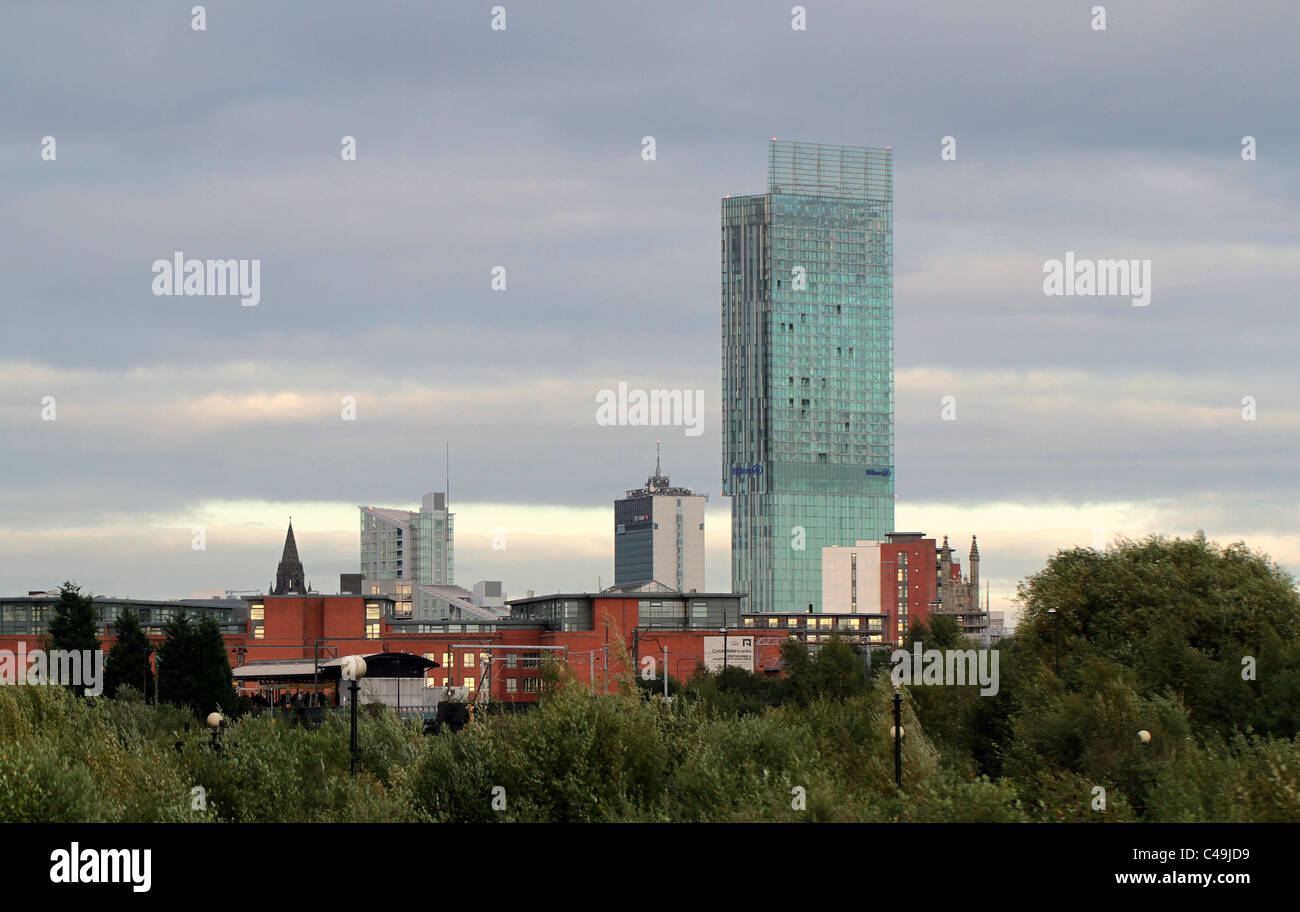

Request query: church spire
[{"left": 273, "top": 519, "right": 307, "bottom": 595}]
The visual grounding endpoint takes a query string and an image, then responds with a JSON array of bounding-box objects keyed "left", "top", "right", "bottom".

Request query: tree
[
  {"left": 102, "top": 606, "right": 153, "bottom": 701},
  {"left": 1016, "top": 532, "right": 1300, "bottom": 740},
  {"left": 906, "top": 614, "right": 965, "bottom": 650},
  {"left": 156, "top": 613, "right": 236, "bottom": 718},
  {"left": 811, "top": 635, "right": 870, "bottom": 701},
  {"left": 778, "top": 634, "right": 868, "bottom": 705},
  {"left": 192, "top": 614, "right": 238, "bottom": 716},
  {"left": 44, "top": 582, "right": 101, "bottom": 695}
]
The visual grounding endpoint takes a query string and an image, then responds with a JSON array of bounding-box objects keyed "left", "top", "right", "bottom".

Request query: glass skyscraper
[{"left": 722, "top": 140, "right": 894, "bottom": 613}]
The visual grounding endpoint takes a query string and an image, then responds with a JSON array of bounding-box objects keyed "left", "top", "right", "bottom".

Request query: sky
[{"left": 2, "top": 1, "right": 1298, "bottom": 617}]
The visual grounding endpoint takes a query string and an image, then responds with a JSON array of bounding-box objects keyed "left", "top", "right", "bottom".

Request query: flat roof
[
  {"left": 0, "top": 594, "right": 235, "bottom": 608},
  {"left": 508, "top": 592, "right": 746, "bottom": 605},
  {"left": 242, "top": 594, "right": 396, "bottom": 601}
]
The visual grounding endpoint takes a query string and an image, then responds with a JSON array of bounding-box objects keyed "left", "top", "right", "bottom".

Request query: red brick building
[
  {"left": 821, "top": 531, "right": 986, "bottom": 645},
  {"left": 235, "top": 590, "right": 755, "bottom": 705}
]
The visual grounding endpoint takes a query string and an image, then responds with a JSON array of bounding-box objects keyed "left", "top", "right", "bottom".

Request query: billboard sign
[{"left": 704, "top": 635, "right": 754, "bottom": 673}]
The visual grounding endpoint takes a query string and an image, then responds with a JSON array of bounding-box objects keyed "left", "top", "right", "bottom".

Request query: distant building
[
  {"left": 821, "top": 532, "right": 937, "bottom": 644},
  {"left": 472, "top": 580, "right": 506, "bottom": 608},
  {"left": 339, "top": 573, "right": 363, "bottom": 596},
  {"left": 988, "top": 609, "right": 1014, "bottom": 642},
  {"left": 0, "top": 593, "right": 242, "bottom": 639},
  {"left": 614, "top": 446, "right": 706, "bottom": 593},
  {"left": 740, "top": 611, "right": 888, "bottom": 663},
  {"left": 723, "top": 140, "right": 895, "bottom": 614},
  {"left": 413, "top": 584, "right": 508, "bottom": 622},
  {"left": 935, "top": 536, "right": 988, "bottom": 641},
  {"left": 360, "top": 492, "right": 455, "bottom": 615},
  {"left": 822, "top": 532, "right": 988, "bottom": 645}
]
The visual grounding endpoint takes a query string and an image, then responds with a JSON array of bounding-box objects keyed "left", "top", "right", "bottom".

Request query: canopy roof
[{"left": 232, "top": 651, "right": 438, "bottom": 683}]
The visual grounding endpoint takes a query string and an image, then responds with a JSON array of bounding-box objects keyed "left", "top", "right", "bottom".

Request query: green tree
[
  {"left": 685, "top": 664, "right": 783, "bottom": 715},
  {"left": 1016, "top": 532, "right": 1300, "bottom": 740},
  {"left": 811, "top": 635, "right": 870, "bottom": 700},
  {"left": 44, "top": 582, "right": 101, "bottom": 695},
  {"left": 156, "top": 613, "right": 236, "bottom": 718},
  {"left": 906, "top": 614, "right": 965, "bottom": 649},
  {"left": 102, "top": 606, "right": 153, "bottom": 701},
  {"left": 777, "top": 634, "right": 868, "bottom": 705},
  {"left": 634, "top": 670, "right": 684, "bottom": 699}
]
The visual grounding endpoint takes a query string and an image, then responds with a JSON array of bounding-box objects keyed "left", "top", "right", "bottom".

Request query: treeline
[
  {"left": 2, "top": 533, "right": 1297, "bottom": 822},
  {"left": 42, "top": 582, "right": 237, "bottom": 715}
]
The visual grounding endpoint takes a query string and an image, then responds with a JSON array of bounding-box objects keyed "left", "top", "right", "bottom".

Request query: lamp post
[
  {"left": 341, "top": 655, "right": 368, "bottom": 777},
  {"left": 891, "top": 684, "right": 904, "bottom": 791},
  {"left": 1046, "top": 608, "right": 1061, "bottom": 675},
  {"left": 206, "top": 711, "right": 223, "bottom": 751},
  {"left": 721, "top": 626, "right": 729, "bottom": 677}
]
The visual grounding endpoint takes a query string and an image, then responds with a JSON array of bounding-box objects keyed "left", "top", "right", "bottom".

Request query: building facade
[
  {"left": 821, "top": 532, "right": 987, "bottom": 645},
  {"left": 822, "top": 532, "right": 937, "bottom": 644},
  {"left": 0, "top": 593, "right": 243, "bottom": 640},
  {"left": 613, "top": 448, "right": 707, "bottom": 592},
  {"left": 238, "top": 588, "right": 749, "bottom": 706},
  {"left": 360, "top": 493, "right": 455, "bottom": 615},
  {"left": 935, "top": 535, "right": 987, "bottom": 640},
  {"left": 722, "top": 140, "right": 895, "bottom": 613}
]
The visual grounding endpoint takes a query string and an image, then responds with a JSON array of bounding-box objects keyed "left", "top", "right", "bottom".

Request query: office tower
[
  {"left": 722, "top": 140, "right": 894, "bottom": 613},
  {"left": 614, "top": 446, "right": 707, "bottom": 592},
  {"left": 360, "top": 492, "right": 454, "bottom": 599}
]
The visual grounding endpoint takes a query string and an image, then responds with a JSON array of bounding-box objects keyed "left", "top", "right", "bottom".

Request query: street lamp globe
[
  {"left": 206, "top": 712, "right": 223, "bottom": 729},
  {"left": 1138, "top": 730, "right": 1151, "bottom": 744},
  {"left": 341, "top": 654, "right": 368, "bottom": 682}
]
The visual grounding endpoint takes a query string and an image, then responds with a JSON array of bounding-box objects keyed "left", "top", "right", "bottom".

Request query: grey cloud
[{"left": 2, "top": 0, "right": 1297, "bottom": 594}]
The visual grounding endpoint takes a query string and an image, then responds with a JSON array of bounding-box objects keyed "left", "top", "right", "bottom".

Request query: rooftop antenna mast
[{"left": 446, "top": 441, "right": 450, "bottom": 506}]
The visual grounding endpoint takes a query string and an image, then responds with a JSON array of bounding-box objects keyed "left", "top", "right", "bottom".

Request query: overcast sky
[{"left": 2, "top": 1, "right": 1297, "bottom": 612}]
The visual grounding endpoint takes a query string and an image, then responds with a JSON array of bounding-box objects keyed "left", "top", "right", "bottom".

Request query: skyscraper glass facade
[{"left": 722, "top": 141, "right": 894, "bottom": 613}]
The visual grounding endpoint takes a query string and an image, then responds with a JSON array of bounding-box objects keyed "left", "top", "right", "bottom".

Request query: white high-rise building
[
  {"left": 360, "top": 493, "right": 454, "bottom": 616},
  {"left": 613, "top": 446, "right": 707, "bottom": 593}
]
